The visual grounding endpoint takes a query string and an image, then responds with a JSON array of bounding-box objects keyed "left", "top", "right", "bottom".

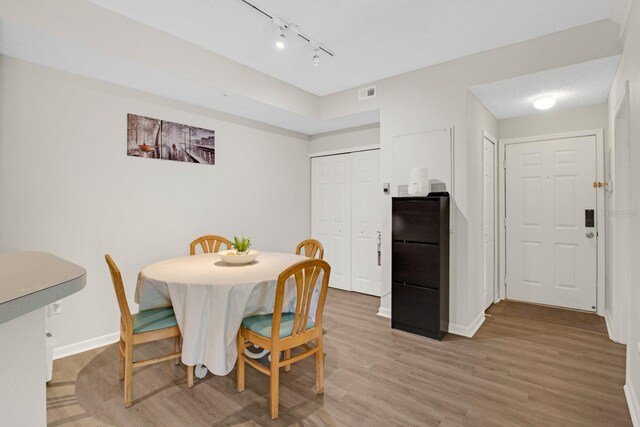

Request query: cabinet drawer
[
  {"left": 392, "top": 200, "right": 440, "bottom": 243},
  {"left": 392, "top": 242, "right": 440, "bottom": 289},
  {"left": 391, "top": 283, "right": 440, "bottom": 332}
]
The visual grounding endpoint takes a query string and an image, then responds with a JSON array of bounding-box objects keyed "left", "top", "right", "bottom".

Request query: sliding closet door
[
  {"left": 311, "top": 155, "right": 351, "bottom": 290},
  {"left": 351, "top": 150, "right": 382, "bottom": 296}
]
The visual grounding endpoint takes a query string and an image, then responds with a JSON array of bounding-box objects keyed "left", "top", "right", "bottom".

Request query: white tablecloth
[{"left": 135, "top": 252, "right": 308, "bottom": 375}]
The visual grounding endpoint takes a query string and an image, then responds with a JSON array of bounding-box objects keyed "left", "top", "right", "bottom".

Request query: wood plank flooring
[{"left": 47, "top": 290, "right": 630, "bottom": 426}]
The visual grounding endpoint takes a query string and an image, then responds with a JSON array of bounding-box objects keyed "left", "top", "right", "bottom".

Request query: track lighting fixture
[
  {"left": 239, "top": 0, "right": 334, "bottom": 64},
  {"left": 276, "top": 27, "right": 286, "bottom": 49}
]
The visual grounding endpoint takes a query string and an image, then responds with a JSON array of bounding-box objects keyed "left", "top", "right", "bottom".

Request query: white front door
[
  {"left": 311, "top": 155, "right": 351, "bottom": 290},
  {"left": 505, "top": 136, "right": 597, "bottom": 311},
  {"left": 483, "top": 137, "right": 496, "bottom": 309},
  {"left": 351, "top": 150, "right": 381, "bottom": 296}
]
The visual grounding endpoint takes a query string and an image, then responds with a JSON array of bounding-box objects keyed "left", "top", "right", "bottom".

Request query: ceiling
[
  {"left": 0, "top": 17, "right": 379, "bottom": 135},
  {"left": 470, "top": 55, "right": 621, "bottom": 119},
  {"left": 87, "top": 0, "right": 614, "bottom": 96}
]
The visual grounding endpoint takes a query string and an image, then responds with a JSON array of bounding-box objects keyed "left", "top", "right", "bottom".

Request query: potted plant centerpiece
[{"left": 232, "top": 235, "right": 251, "bottom": 255}]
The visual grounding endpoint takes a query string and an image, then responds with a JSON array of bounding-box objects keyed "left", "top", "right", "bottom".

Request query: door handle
[{"left": 586, "top": 231, "right": 595, "bottom": 238}]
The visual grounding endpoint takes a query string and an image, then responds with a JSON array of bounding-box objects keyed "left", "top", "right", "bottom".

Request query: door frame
[
  {"left": 607, "top": 81, "right": 631, "bottom": 342},
  {"left": 498, "top": 129, "right": 606, "bottom": 315},
  {"left": 483, "top": 130, "right": 499, "bottom": 308}
]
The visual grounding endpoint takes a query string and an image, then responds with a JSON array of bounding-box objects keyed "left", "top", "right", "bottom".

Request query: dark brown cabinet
[{"left": 391, "top": 196, "right": 449, "bottom": 340}]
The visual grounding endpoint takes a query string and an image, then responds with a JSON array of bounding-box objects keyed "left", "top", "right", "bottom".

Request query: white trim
[
  {"left": 498, "top": 129, "right": 606, "bottom": 314},
  {"left": 309, "top": 144, "right": 379, "bottom": 158},
  {"left": 448, "top": 312, "right": 485, "bottom": 338},
  {"left": 595, "top": 129, "right": 606, "bottom": 316},
  {"left": 53, "top": 331, "right": 119, "bottom": 360},
  {"left": 377, "top": 307, "right": 391, "bottom": 319},
  {"left": 605, "top": 309, "right": 614, "bottom": 339},
  {"left": 609, "top": 81, "right": 632, "bottom": 343},
  {"left": 625, "top": 383, "right": 640, "bottom": 427}
]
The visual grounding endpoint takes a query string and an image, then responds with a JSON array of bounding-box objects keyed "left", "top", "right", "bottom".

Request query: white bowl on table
[{"left": 218, "top": 249, "right": 260, "bottom": 265}]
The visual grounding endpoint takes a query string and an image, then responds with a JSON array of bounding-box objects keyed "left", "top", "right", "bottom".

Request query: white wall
[
  {"left": 498, "top": 104, "right": 608, "bottom": 139},
  {"left": 0, "top": 57, "right": 311, "bottom": 351},
  {"left": 309, "top": 124, "right": 379, "bottom": 154},
  {"left": 608, "top": 0, "right": 640, "bottom": 423},
  {"left": 319, "top": 20, "right": 621, "bottom": 335}
]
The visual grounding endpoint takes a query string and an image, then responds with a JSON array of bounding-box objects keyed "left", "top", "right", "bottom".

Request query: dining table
[{"left": 135, "top": 251, "right": 313, "bottom": 376}]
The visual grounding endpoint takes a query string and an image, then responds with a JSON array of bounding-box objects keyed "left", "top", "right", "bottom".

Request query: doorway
[
  {"left": 311, "top": 149, "right": 382, "bottom": 296},
  {"left": 483, "top": 133, "right": 497, "bottom": 310},
  {"left": 499, "top": 131, "right": 605, "bottom": 312}
]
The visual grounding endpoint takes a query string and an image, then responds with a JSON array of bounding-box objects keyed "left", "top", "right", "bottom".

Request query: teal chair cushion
[
  {"left": 132, "top": 307, "right": 177, "bottom": 334},
  {"left": 241, "top": 313, "right": 315, "bottom": 338}
]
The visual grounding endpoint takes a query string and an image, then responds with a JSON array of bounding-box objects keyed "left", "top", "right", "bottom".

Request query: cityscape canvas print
[{"left": 127, "top": 114, "right": 215, "bottom": 165}]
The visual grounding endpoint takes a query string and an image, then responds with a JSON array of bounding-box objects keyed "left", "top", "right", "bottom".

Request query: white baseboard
[
  {"left": 449, "top": 311, "right": 485, "bottom": 338},
  {"left": 625, "top": 383, "right": 640, "bottom": 427},
  {"left": 379, "top": 307, "right": 485, "bottom": 337},
  {"left": 377, "top": 307, "right": 391, "bottom": 319},
  {"left": 53, "top": 332, "right": 119, "bottom": 360},
  {"left": 605, "top": 309, "right": 614, "bottom": 338},
  {"left": 605, "top": 309, "right": 627, "bottom": 344}
]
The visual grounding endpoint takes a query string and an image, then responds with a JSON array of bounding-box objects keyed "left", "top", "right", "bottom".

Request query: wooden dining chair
[
  {"left": 236, "top": 258, "right": 331, "bottom": 419},
  {"left": 105, "top": 254, "right": 194, "bottom": 407},
  {"left": 190, "top": 235, "right": 232, "bottom": 255},
  {"left": 295, "top": 239, "right": 324, "bottom": 259}
]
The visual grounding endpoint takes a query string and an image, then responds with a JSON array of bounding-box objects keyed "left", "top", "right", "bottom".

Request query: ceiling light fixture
[
  {"left": 276, "top": 27, "right": 286, "bottom": 49},
  {"left": 533, "top": 96, "right": 556, "bottom": 110},
  {"left": 239, "top": 0, "right": 334, "bottom": 64}
]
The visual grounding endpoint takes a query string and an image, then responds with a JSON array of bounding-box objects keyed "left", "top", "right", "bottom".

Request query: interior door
[
  {"left": 311, "top": 155, "right": 351, "bottom": 291},
  {"left": 483, "top": 137, "right": 496, "bottom": 309},
  {"left": 351, "top": 150, "right": 381, "bottom": 296},
  {"left": 505, "top": 136, "right": 597, "bottom": 311}
]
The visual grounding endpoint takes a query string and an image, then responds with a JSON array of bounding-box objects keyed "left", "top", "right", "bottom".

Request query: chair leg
[
  {"left": 174, "top": 336, "right": 181, "bottom": 365},
  {"left": 123, "top": 341, "right": 133, "bottom": 407},
  {"left": 284, "top": 349, "right": 291, "bottom": 372},
  {"left": 119, "top": 339, "right": 125, "bottom": 381},
  {"left": 186, "top": 365, "right": 194, "bottom": 388},
  {"left": 315, "top": 336, "right": 324, "bottom": 395},
  {"left": 236, "top": 330, "right": 245, "bottom": 392},
  {"left": 270, "top": 349, "right": 280, "bottom": 419}
]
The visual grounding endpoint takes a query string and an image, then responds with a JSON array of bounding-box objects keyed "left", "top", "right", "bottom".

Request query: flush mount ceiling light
[
  {"left": 533, "top": 96, "right": 557, "bottom": 110},
  {"left": 240, "top": 0, "right": 334, "bottom": 66}
]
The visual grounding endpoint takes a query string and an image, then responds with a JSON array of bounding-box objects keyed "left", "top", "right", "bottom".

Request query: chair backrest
[
  {"left": 295, "top": 239, "right": 324, "bottom": 260},
  {"left": 190, "top": 235, "right": 232, "bottom": 255},
  {"left": 105, "top": 254, "right": 133, "bottom": 334},
  {"left": 272, "top": 258, "right": 331, "bottom": 341}
]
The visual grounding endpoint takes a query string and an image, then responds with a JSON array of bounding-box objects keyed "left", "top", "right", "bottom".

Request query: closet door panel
[{"left": 312, "top": 155, "right": 351, "bottom": 290}]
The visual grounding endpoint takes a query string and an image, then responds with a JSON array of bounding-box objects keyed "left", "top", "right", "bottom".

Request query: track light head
[
  {"left": 276, "top": 27, "right": 286, "bottom": 49},
  {"left": 312, "top": 50, "right": 320, "bottom": 67}
]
